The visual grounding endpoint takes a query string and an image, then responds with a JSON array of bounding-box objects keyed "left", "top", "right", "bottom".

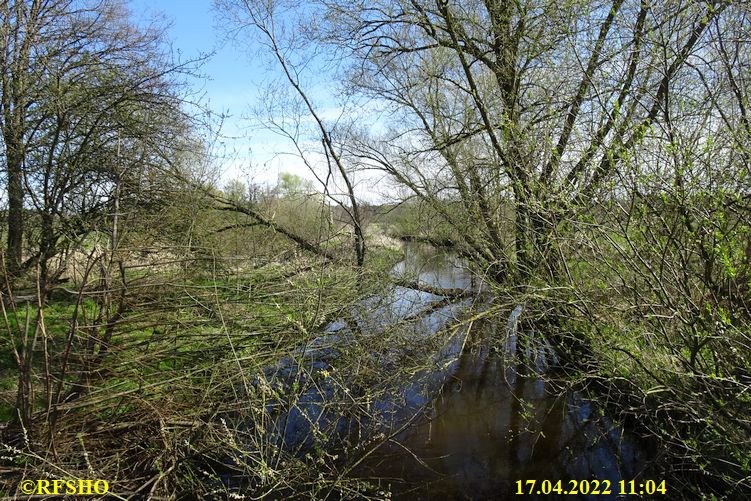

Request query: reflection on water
[
  {"left": 392, "top": 243, "right": 476, "bottom": 291},
  {"left": 257, "top": 242, "right": 646, "bottom": 499},
  {"left": 347, "top": 244, "right": 646, "bottom": 499},
  {"left": 263, "top": 244, "right": 481, "bottom": 453},
  {"left": 352, "top": 323, "right": 646, "bottom": 500}
]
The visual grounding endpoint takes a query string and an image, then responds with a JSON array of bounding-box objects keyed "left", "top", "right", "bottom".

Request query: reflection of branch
[
  {"left": 393, "top": 278, "right": 468, "bottom": 298},
  {"left": 327, "top": 391, "right": 437, "bottom": 497},
  {"left": 387, "top": 436, "right": 443, "bottom": 475}
]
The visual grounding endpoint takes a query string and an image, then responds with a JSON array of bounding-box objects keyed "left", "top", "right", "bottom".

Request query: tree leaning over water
[
  {"left": 219, "top": 0, "right": 751, "bottom": 495},
  {"left": 304, "top": 0, "right": 743, "bottom": 281}
]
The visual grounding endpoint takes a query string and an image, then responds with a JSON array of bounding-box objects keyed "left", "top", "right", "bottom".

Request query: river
[{"left": 256, "top": 243, "right": 649, "bottom": 499}]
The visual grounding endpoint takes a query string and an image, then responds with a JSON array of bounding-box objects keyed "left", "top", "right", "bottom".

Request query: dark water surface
[
  {"left": 258, "top": 243, "right": 647, "bottom": 499},
  {"left": 351, "top": 327, "right": 645, "bottom": 500},
  {"left": 349, "top": 244, "right": 646, "bottom": 500}
]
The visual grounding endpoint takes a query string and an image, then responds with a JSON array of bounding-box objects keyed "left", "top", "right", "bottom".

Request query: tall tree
[
  {"left": 1, "top": 0, "right": 202, "bottom": 430},
  {"left": 215, "top": 0, "right": 368, "bottom": 266},
  {"left": 309, "top": 0, "right": 730, "bottom": 280},
  {"left": 0, "top": 0, "right": 65, "bottom": 277},
  {"left": 0, "top": 0, "right": 197, "bottom": 282}
]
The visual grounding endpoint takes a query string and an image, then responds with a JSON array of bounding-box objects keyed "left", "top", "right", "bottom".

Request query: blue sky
[
  {"left": 127, "top": 0, "right": 389, "bottom": 203},
  {"left": 128, "top": 0, "right": 311, "bottom": 189}
]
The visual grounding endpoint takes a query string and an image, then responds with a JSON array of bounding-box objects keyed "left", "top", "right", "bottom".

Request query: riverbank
[{"left": 2, "top": 239, "right": 747, "bottom": 500}]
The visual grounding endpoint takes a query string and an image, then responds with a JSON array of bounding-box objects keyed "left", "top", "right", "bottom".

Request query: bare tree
[
  {"left": 304, "top": 0, "right": 730, "bottom": 281},
  {"left": 0, "top": 0, "right": 69, "bottom": 278},
  {"left": 215, "top": 0, "right": 367, "bottom": 266},
  {"left": 1, "top": 0, "right": 203, "bottom": 431}
]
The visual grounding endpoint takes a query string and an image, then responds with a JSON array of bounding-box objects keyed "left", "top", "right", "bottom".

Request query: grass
[
  {"left": 4, "top": 210, "right": 746, "bottom": 499},
  {"left": 0, "top": 243, "right": 409, "bottom": 497}
]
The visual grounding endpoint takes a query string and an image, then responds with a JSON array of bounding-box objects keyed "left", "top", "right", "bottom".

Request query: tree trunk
[{"left": 5, "top": 134, "right": 24, "bottom": 279}]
